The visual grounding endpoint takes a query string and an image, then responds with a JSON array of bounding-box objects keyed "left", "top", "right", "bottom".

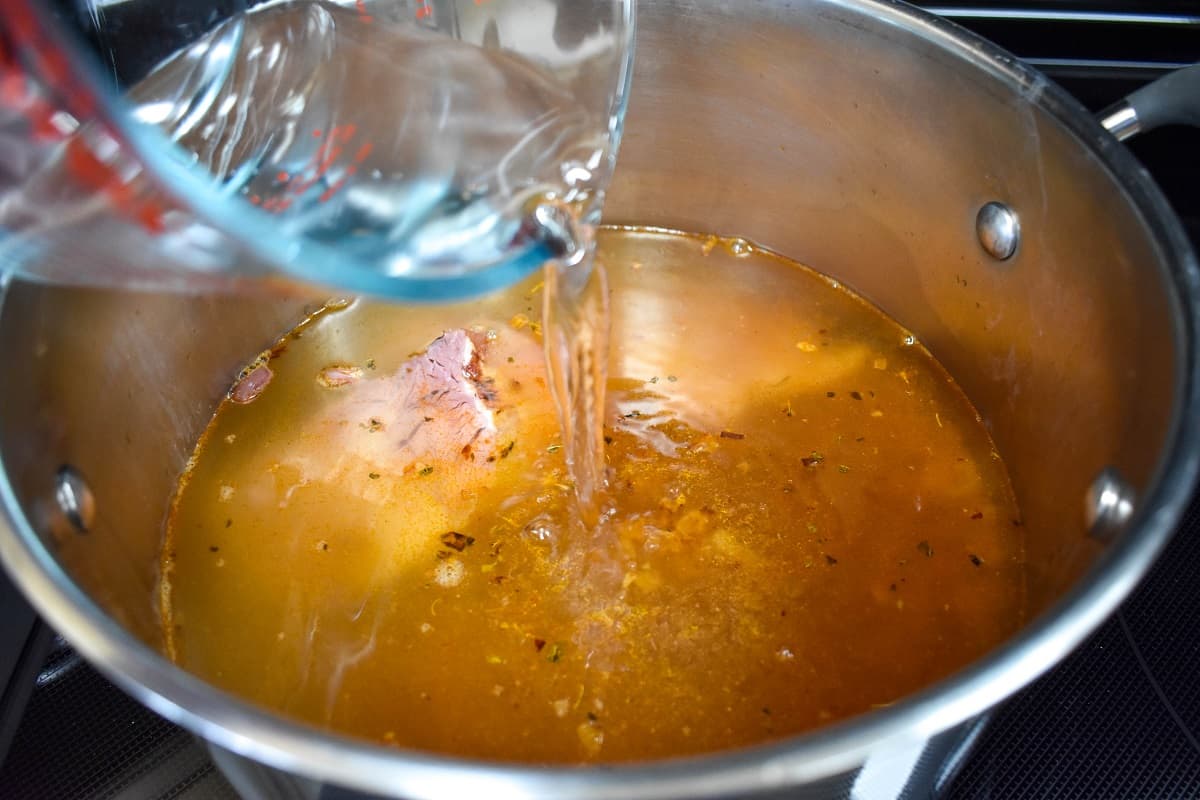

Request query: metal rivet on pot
[
  {"left": 1085, "top": 467, "right": 1136, "bottom": 541},
  {"left": 54, "top": 465, "right": 95, "bottom": 534},
  {"left": 976, "top": 202, "right": 1020, "bottom": 261}
]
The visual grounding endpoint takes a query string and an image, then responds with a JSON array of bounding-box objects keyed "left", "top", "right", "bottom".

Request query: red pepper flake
[
  {"left": 499, "top": 441, "right": 516, "bottom": 459},
  {"left": 533, "top": 638, "right": 546, "bottom": 652},
  {"left": 824, "top": 554, "right": 838, "bottom": 565},
  {"left": 969, "top": 554, "right": 983, "bottom": 567},
  {"left": 970, "top": 511, "right": 984, "bottom": 520},
  {"left": 440, "top": 531, "right": 475, "bottom": 552},
  {"left": 719, "top": 431, "right": 746, "bottom": 440},
  {"left": 849, "top": 391, "right": 863, "bottom": 401}
]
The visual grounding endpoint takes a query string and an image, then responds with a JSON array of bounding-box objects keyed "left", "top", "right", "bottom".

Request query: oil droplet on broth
[{"left": 161, "top": 227, "right": 1026, "bottom": 764}]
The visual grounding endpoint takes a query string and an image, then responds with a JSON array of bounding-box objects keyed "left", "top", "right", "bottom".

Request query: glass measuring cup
[{"left": 0, "top": 0, "right": 635, "bottom": 300}]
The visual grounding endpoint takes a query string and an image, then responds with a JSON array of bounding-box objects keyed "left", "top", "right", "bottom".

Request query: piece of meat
[
  {"left": 388, "top": 329, "right": 500, "bottom": 464},
  {"left": 261, "top": 326, "right": 557, "bottom": 580}
]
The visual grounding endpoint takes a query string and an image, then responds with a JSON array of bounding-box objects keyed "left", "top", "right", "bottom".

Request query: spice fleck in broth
[{"left": 161, "top": 227, "right": 1025, "bottom": 763}]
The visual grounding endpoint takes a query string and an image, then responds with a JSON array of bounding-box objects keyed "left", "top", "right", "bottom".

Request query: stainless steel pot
[{"left": 2, "top": 1, "right": 1199, "bottom": 798}]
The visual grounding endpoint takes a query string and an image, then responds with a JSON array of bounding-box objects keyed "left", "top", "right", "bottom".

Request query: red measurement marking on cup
[
  {"left": 355, "top": 0, "right": 373, "bottom": 23},
  {"left": 415, "top": 0, "right": 433, "bottom": 20},
  {"left": 256, "top": 124, "right": 375, "bottom": 213},
  {"left": 1, "top": 10, "right": 173, "bottom": 232}
]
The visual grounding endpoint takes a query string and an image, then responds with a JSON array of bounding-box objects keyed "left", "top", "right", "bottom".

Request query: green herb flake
[
  {"left": 917, "top": 540, "right": 934, "bottom": 558},
  {"left": 838, "top": 464, "right": 851, "bottom": 474},
  {"left": 368, "top": 472, "right": 381, "bottom": 480},
  {"left": 364, "top": 358, "right": 376, "bottom": 370},
  {"left": 419, "top": 465, "right": 435, "bottom": 477},
  {"left": 547, "top": 643, "right": 565, "bottom": 663},
  {"left": 547, "top": 444, "right": 562, "bottom": 453}
]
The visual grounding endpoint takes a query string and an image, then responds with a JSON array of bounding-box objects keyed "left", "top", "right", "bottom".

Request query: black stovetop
[{"left": 1, "top": 4, "right": 1198, "bottom": 799}]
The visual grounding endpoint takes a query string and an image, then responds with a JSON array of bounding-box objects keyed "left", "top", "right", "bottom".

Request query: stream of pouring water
[{"left": 543, "top": 247, "right": 610, "bottom": 528}]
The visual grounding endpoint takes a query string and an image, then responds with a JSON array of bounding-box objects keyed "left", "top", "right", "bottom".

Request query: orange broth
[{"left": 161, "top": 227, "right": 1025, "bottom": 763}]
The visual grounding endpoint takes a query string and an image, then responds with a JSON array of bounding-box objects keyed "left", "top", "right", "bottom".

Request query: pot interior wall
[
  {"left": 605, "top": 0, "right": 1178, "bottom": 617},
  {"left": 0, "top": 0, "right": 1181, "bottom": 652}
]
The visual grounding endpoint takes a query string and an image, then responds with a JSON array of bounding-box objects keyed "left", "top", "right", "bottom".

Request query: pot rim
[{"left": 2, "top": 0, "right": 1199, "bottom": 797}]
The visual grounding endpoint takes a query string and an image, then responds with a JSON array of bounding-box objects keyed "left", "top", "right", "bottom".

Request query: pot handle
[{"left": 1099, "top": 62, "right": 1200, "bottom": 141}]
